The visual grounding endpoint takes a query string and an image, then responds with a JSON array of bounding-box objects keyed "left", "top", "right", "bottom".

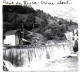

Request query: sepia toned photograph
[{"left": 2, "top": 0, "right": 78, "bottom": 72}]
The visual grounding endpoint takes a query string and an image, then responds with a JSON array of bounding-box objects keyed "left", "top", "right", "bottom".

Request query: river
[
  {"left": 26, "top": 56, "right": 78, "bottom": 72},
  {"left": 3, "top": 56, "right": 78, "bottom": 72}
]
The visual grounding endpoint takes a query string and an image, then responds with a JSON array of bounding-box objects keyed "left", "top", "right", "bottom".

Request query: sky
[
  {"left": 32, "top": 4, "right": 78, "bottom": 22},
  {"left": 31, "top": 0, "right": 79, "bottom": 22}
]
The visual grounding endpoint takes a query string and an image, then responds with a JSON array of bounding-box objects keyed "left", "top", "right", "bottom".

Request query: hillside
[{"left": 3, "top": 5, "right": 78, "bottom": 44}]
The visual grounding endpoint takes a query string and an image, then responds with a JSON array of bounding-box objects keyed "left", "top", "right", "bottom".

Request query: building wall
[
  {"left": 4, "top": 35, "right": 15, "bottom": 46},
  {"left": 65, "top": 31, "right": 73, "bottom": 41},
  {"left": 65, "top": 29, "right": 78, "bottom": 41},
  {"left": 73, "top": 28, "right": 78, "bottom": 41},
  {"left": 65, "top": 28, "right": 78, "bottom": 46}
]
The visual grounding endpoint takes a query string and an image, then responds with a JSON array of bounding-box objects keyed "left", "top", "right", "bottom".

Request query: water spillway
[{"left": 3, "top": 41, "right": 73, "bottom": 67}]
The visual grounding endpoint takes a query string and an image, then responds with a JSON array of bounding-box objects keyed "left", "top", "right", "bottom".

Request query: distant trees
[
  {"left": 24, "top": 13, "right": 35, "bottom": 30},
  {"left": 3, "top": 13, "right": 19, "bottom": 34},
  {"left": 16, "top": 6, "right": 36, "bottom": 14},
  {"left": 36, "top": 9, "right": 78, "bottom": 41},
  {"left": 37, "top": 10, "right": 48, "bottom": 29},
  {"left": 3, "top": 5, "right": 78, "bottom": 41},
  {"left": 43, "top": 23, "right": 67, "bottom": 40},
  {"left": 3, "top": 5, "right": 36, "bottom": 14},
  {"left": 3, "top": 5, "right": 36, "bottom": 33}
]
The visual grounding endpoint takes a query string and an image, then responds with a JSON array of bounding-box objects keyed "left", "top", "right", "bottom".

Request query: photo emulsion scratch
[{"left": 3, "top": 0, "right": 78, "bottom": 72}]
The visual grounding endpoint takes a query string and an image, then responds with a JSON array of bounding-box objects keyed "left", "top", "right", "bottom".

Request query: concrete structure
[
  {"left": 73, "top": 28, "right": 78, "bottom": 40},
  {"left": 65, "top": 31, "right": 73, "bottom": 41}
]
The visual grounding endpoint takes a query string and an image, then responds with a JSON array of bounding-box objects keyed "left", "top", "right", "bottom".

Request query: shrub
[{"left": 73, "top": 40, "right": 78, "bottom": 52}]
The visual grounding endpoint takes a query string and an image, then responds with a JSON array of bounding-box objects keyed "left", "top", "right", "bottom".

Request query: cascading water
[{"left": 3, "top": 41, "right": 73, "bottom": 69}]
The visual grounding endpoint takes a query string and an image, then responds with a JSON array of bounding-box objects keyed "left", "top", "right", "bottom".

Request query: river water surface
[
  {"left": 28, "top": 56, "right": 78, "bottom": 72},
  {"left": 3, "top": 56, "right": 78, "bottom": 72}
]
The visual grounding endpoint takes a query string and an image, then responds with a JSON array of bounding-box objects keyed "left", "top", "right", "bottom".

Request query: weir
[{"left": 3, "top": 41, "right": 73, "bottom": 67}]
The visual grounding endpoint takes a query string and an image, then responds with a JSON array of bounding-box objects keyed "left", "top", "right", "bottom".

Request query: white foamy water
[
  {"left": 3, "top": 56, "right": 78, "bottom": 72},
  {"left": 3, "top": 42, "right": 75, "bottom": 71}
]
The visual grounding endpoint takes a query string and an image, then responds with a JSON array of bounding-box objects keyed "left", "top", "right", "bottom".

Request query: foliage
[
  {"left": 3, "top": 5, "right": 78, "bottom": 41},
  {"left": 3, "top": 5, "right": 36, "bottom": 14},
  {"left": 43, "top": 24, "right": 67, "bottom": 40},
  {"left": 24, "top": 13, "right": 35, "bottom": 30},
  {"left": 73, "top": 40, "right": 78, "bottom": 52}
]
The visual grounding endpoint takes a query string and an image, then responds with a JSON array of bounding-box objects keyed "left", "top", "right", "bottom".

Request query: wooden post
[{"left": 20, "top": 20, "right": 24, "bottom": 47}]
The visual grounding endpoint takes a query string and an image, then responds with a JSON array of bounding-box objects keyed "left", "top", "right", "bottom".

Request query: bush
[{"left": 73, "top": 40, "right": 78, "bottom": 52}]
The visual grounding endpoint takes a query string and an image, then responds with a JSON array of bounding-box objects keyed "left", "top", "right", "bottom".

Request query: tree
[
  {"left": 43, "top": 23, "right": 67, "bottom": 40},
  {"left": 24, "top": 13, "right": 35, "bottom": 30}
]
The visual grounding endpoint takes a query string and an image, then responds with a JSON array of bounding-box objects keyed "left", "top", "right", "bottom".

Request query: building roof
[{"left": 4, "top": 30, "right": 19, "bottom": 35}]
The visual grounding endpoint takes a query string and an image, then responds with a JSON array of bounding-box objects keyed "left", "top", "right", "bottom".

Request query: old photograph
[{"left": 3, "top": 0, "right": 78, "bottom": 72}]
